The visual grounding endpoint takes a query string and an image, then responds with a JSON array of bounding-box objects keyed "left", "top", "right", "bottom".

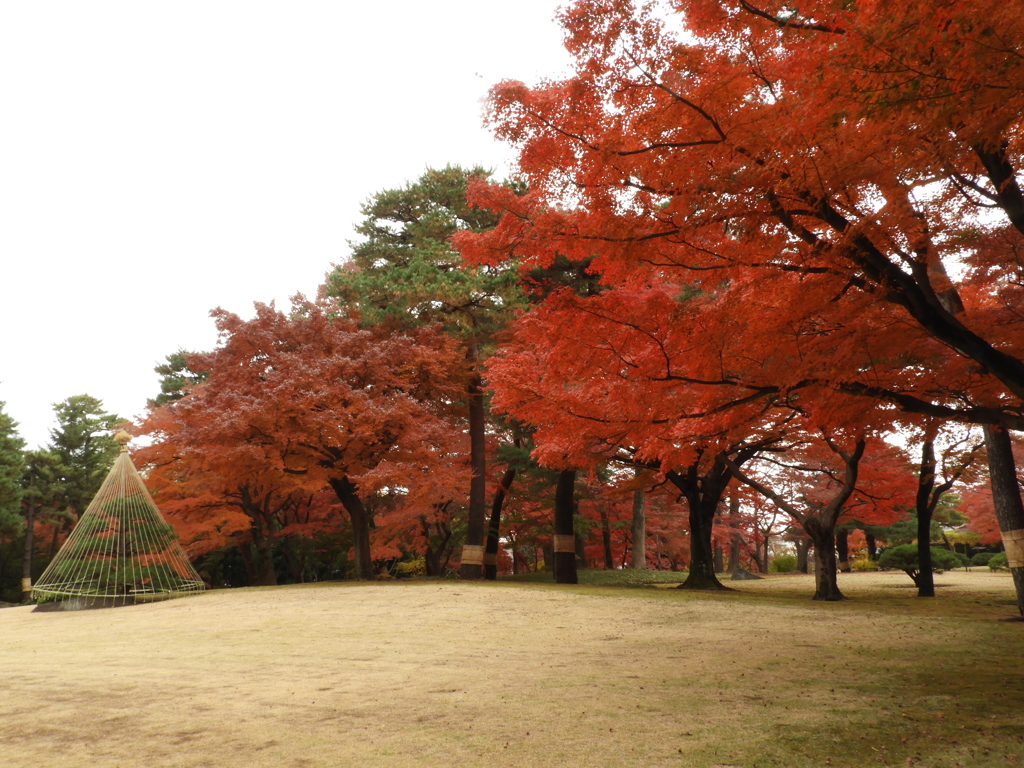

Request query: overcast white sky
[{"left": 0, "top": 1, "right": 572, "bottom": 449}]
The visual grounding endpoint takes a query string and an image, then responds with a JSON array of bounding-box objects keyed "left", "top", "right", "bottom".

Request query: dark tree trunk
[
  {"left": 865, "top": 532, "right": 877, "bottom": 561},
  {"left": 553, "top": 469, "right": 578, "bottom": 584},
  {"left": 423, "top": 537, "right": 442, "bottom": 577},
  {"left": 421, "top": 513, "right": 452, "bottom": 578},
  {"left": 48, "top": 516, "right": 66, "bottom": 559},
  {"left": 237, "top": 544, "right": 257, "bottom": 586},
  {"left": 796, "top": 538, "right": 811, "bottom": 573},
  {"left": 575, "top": 528, "right": 589, "bottom": 570},
  {"left": 713, "top": 541, "right": 724, "bottom": 574},
  {"left": 914, "top": 435, "right": 939, "bottom": 597},
  {"left": 727, "top": 492, "right": 741, "bottom": 573},
  {"left": 836, "top": 528, "right": 851, "bottom": 573},
  {"left": 251, "top": 526, "right": 277, "bottom": 586},
  {"left": 460, "top": 367, "right": 488, "bottom": 580},
  {"left": 983, "top": 425, "right": 1024, "bottom": 616},
  {"left": 682, "top": 495, "right": 725, "bottom": 588},
  {"left": 238, "top": 489, "right": 279, "bottom": 586},
  {"left": 21, "top": 493, "right": 35, "bottom": 602},
  {"left": 631, "top": 477, "right": 647, "bottom": 569},
  {"left": 283, "top": 537, "right": 306, "bottom": 584},
  {"left": 728, "top": 537, "right": 741, "bottom": 573},
  {"left": 484, "top": 467, "right": 517, "bottom": 580},
  {"left": 600, "top": 506, "right": 614, "bottom": 569},
  {"left": 667, "top": 458, "right": 734, "bottom": 590},
  {"left": 805, "top": 518, "right": 844, "bottom": 601},
  {"left": 329, "top": 476, "right": 374, "bottom": 580}
]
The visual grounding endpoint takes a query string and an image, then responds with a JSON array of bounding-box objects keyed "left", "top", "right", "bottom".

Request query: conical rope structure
[{"left": 32, "top": 431, "right": 205, "bottom": 606}]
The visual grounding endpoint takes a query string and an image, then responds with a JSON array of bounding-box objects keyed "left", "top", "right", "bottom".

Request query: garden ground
[{"left": 0, "top": 570, "right": 1021, "bottom": 768}]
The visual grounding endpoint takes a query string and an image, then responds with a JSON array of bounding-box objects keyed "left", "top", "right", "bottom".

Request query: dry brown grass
[{"left": 1, "top": 570, "right": 1022, "bottom": 768}]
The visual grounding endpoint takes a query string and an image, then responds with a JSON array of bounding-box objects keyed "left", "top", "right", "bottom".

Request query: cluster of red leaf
[
  {"left": 136, "top": 298, "right": 469, "bottom": 583},
  {"left": 454, "top": 0, "right": 1022, "bottom": 598},
  {"left": 132, "top": 1, "right": 1022, "bottom": 599}
]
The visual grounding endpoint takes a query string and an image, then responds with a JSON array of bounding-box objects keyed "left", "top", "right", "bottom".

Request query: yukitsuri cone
[{"left": 32, "top": 430, "right": 205, "bottom": 606}]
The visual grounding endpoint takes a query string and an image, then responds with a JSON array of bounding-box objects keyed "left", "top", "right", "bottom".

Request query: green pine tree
[
  {"left": 326, "top": 166, "right": 527, "bottom": 579},
  {"left": 148, "top": 350, "right": 208, "bottom": 407},
  {"left": 327, "top": 165, "right": 526, "bottom": 335},
  {"left": 47, "top": 395, "right": 122, "bottom": 520},
  {"left": 0, "top": 400, "right": 26, "bottom": 601},
  {"left": 0, "top": 399, "right": 25, "bottom": 536}
]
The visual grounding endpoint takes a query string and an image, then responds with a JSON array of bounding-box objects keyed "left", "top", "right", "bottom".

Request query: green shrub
[
  {"left": 769, "top": 555, "right": 798, "bottom": 573},
  {"left": 971, "top": 552, "right": 996, "bottom": 567},
  {"left": 395, "top": 557, "right": 426, "bottom": 577},
  {"left": 989, "top": 552, "right": 1009, "bottom": 571},
  {"left": 878, "top": 544, "right": 962, "bottom": 586},
  {"left": 851, "top": 556, "right": 878, "bottom": 571}
]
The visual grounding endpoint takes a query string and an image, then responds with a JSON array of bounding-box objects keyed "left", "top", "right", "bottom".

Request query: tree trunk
[
  {"left": 983, "top": 425, "right": 1024, "bottom": 616},
  {"left": 916, "top": 495, "right": 936, "bottom": 594},
  {"left": 484, "top": 467, "right": 517, "bottom": 580},
  {"left": 727, "top": 493, "right": 741, "bottom": 573},
  {"left": 600, "top": 506, "right": 614, "bottom": 569},
  {"left": 667, "top": 461, "right": 731, "bottom": 590},
  {"left": 423, "top": 537, "right": 442, "bottom": 577},
  {"left": 631, "top": 482, "right": 647, "bottom": 569},
  {"left": 283, "top": 537, "right": 306, "bottom": 584},
  {"left": 237, "top": 544, "right": 257, "bottom": 586},
  {"left": 806, "top": 519, "right": 844, "bottom": 601},
  {"left": 575, "top": 527, "right": 589, "bottom": 570},
  {"left": 250, "top": 523, "right": 277, "bottom": 587},
  {"left": 329, "top": 476, "right": 374, "bottom": 580},
  {"left": 460, "top": 367, "right": 488, "bottom": 580},
  {"left": 680, "top": 494, "right": 727, "bottom": 590},
  {"left": 420, "top": 515, "right": 447, "bottom": 577},
  {"left": 553, "top": 469, "right": 578, "bottom": 584},
  {"left": 836, "top": 528, "right": 851, "bottom": 573},
  {"left": 865, "top": 532, "right": 877, "bottom": 561},
  {"left": 21, "top": 493, "right": 35, "bottom": 602},
  {"left": 914, "top": 434, "right": 939, "bottom": 597},
  {"left": 713, "top": 541, "right": 724, "bottom": 574},
  {"left": 796, "top": 537, "right": 811, "bottom": 573},
  {"left": 48, "top": 515, "right": 67, "bottom": 559}
]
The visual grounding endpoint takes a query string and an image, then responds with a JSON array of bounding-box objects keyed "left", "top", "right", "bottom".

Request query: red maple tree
[{"left": 138, "top": 297, "right": 467, "bottom": 581}]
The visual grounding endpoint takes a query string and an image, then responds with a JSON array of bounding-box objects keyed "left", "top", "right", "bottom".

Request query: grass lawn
[{"left": 0, "top": 570, "right": 1021, "bottom": 768}]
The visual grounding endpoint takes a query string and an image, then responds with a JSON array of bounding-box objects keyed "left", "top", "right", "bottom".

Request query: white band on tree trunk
[
  {"left": 553, "top": 534, "right": 576, "bottom": 553},
  {"left": 461, "top": 544, "right": 485, "bottom": 565},
  {"left": 1003, "top": 529, "right": 1024, "bottom": 568},
  {"left": 482, "top": 552, "right": 497, "bottom": 566}
]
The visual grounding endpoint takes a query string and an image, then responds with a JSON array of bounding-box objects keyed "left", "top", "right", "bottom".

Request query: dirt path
[{"left": 1, "top": 574, "right": 1021, "bottom": 768}]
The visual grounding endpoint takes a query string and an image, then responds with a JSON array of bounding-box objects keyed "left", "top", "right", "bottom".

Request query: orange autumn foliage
[
  {"left": 457, "top": 0, "right": 1024, "bottom": 432},
  {"left": 137, "top": 297, "right": 468, "bottom": 583}
]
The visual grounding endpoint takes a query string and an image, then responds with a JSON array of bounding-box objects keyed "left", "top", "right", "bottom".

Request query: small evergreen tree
[
  {"left": 0, "top": 401, "right": 25, "bottom": 601},
  {"left": 879, "top": 544, "right": 962, "bottom": 588},
  {"left": 0, "top": 400, "right": 25, "bottom": 531},
  {"left": 47, "top": 395, "right": 122, "bottom": 519},
  {"left": 148, "top": 350, "right": 208, "bottom": 407}
]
